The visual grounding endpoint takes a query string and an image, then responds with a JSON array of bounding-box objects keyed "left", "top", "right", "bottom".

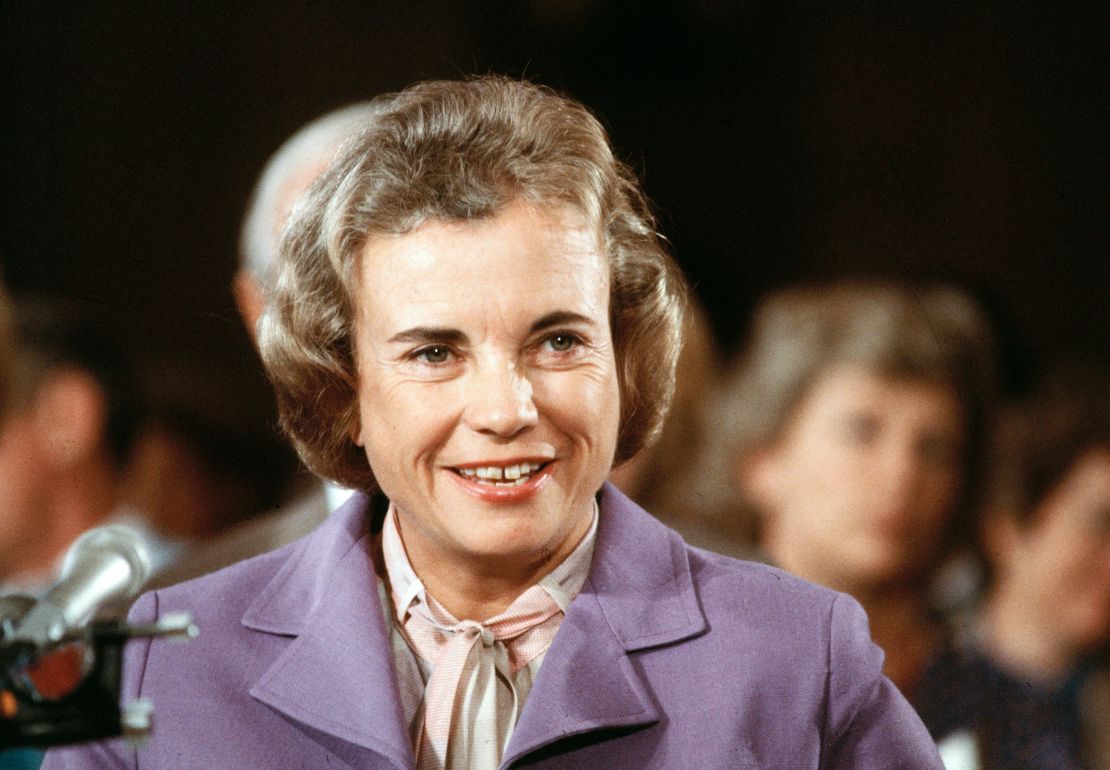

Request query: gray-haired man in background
[{"left": 154, "top": 102, "right": 379, "bottom": 585}]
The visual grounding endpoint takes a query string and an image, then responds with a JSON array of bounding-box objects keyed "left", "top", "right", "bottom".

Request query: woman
[
  {"left": 708, "top": 281, "right": 996, "bottom": 698},
  {"left": 44, "top": 78, "right": 941, "bottom": 769},
  {"left": 917, "top": 368, "right": 1110, "bottom": 769}
]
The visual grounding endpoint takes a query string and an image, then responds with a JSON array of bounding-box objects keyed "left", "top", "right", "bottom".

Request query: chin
[{"left": 458, "top": 519, "right": 555, "bottom": 555}]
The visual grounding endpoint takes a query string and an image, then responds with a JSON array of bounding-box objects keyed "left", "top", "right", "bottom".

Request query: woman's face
[
  {"left": 351, "top": 199, "right": 620, "bottom": 581},
  {"left": 1003, "top": 448, "right": 1110, "bottom": 656},
  {"left": 747, "top": 366, "right": 964, "bottom": 593}
]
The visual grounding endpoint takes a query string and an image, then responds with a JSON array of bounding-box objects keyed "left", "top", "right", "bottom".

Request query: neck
[
  {"left": 419, "top": 562, "right": 545, "bottom": 621},
  {"left": 981, "top": 581, "right": 1074, "bottom": 685},
  {"left": 394, "top": 510, "right": 592, "bottom": 621}
]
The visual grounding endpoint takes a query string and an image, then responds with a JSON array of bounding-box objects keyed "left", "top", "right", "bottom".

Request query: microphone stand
[{"left": 0, "top": 598, "right": 196, "bottom": 750}]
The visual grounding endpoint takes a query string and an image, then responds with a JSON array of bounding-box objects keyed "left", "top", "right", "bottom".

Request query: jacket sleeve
[
  {"left": 820, "top": 592, "right": 944, "bottom": 769},
  {"left": 40, "top": 591, "right": 160, "bottom": 770}
]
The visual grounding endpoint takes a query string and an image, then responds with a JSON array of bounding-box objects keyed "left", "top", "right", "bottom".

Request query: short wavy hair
[
  {"left": 701, "top": 280, "right": 998, "bottom": 548},
  {"left": 988, "top": 365, "right": 1110, "bottom": 525},
  {"left": 259, "top": 76, "right": 686, "bottom": 491},
  {"left": 239, "top": 101, "right": 381, "bottom": 291}
]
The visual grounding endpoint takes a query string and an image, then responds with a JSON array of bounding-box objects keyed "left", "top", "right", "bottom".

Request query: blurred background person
[
  {"left": 232, "top": 101, "right": 381, "bottom": 345},
  {"left": 608, "top": 295, "right": 752, "bottom": 558},
  {"left": 0, "top": 298, "right": 169, "bottom": 595},
  {"left": 151, "top": 101, "right": 379, "bottom": 586},
  {"left": 704, "top": 280, "right": 997, "bottom": 699},
  {"left": 119, "top": 399, "right": 300, "bottom": 543},
  {"left": 916, "top": 366, "right": 1110, "bottom": 769}
]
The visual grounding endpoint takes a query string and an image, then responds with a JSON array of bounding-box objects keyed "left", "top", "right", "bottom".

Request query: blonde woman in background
[{"left": 706, "top": 280, "right": 997, "bottom": 699}]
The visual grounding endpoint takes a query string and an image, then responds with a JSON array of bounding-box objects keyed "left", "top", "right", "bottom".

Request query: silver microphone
[{"left": 8, "top": 525, "right": 152, "bottom": 650}]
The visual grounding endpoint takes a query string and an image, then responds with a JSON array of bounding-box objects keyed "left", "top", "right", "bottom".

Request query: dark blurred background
[{"left": 2, "top": 1, "right": 1107, "bottom": 492}]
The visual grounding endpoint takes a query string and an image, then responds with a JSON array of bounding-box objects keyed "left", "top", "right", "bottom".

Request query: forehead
[
  {"left": 355, "top": 201, "right": 609, "bottom": 331},
  {"left": 1053, "top": 448, "right": 1110, "bottom": 503},
  {"left": 1030, "top": 448, "right": 1110, "bottom": 534},
  {"left": 799, "top": 366, "right": 960, "bottom": 424}
]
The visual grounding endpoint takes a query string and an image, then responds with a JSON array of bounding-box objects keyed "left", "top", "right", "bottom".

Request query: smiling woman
[
  {"left": 349, "top": 201, "right": 620, "bottom": 619},
  {"left": 44, "top": 77, "right": 944, "bottom": 770},
  {"left": 262, "top": 78, "right": 682, "bottom": 495}
]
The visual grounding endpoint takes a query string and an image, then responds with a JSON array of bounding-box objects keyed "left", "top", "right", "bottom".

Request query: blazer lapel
[
  {"left": 502, "top": 484, "right": 707, "bottom": 766},
  {"left": 243, "top": 494, "right": 416, "bottom": 770},
  {"left": 235, "top": 486, "right": 705, "bottom": 768}
]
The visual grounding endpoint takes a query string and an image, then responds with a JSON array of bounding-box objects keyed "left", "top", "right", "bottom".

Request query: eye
[
  {"left": 413, "top": 345, "right": 454, "bottom": 364},
  {"left": 842, "top": 413, "right": 879, "bottom": 445},
  {"left": 546, "top": 333, "right": 579, "bottom": 352}
]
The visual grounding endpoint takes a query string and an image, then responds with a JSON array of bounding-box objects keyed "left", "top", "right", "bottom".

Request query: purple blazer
[{"left": 44, "top": 484, "right": 942, "bottom": 769}]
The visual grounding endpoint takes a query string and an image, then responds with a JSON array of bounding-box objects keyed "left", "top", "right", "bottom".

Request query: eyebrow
[
  {"left": 529, "top": 310, "right": 597, "bottom": 334},
  {"left": 387, "top": 327, "right": 469, "bottom": 345},
  {"left": 388, "top": 311, "right": 597, "bottom": 346}
]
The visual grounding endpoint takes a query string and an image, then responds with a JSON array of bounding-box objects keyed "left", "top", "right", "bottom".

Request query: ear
[
  {"left": 31, "top": 369, "right": 106, "bottom": 468},
  {"left": 232, "top": 269, "right": 267, "bottom": 342}
]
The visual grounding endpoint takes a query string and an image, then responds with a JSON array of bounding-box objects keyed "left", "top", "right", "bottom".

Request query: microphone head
[
  {"left": 7, "top": 525, "right": 153, "bottom": 650},
  {"left": 60, "top": 525, "right": 153, "bottom": 600}
]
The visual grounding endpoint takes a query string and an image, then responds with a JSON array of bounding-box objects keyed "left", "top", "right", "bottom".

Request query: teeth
[{"left": 459, "top": 462, "right": 542, "bottom": 484}]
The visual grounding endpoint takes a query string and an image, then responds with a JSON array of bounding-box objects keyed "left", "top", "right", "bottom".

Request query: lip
[
  {"left": 445, "top": 461, "right": 554, "bottom": 503},
  {"left": 450, "top": 456, "right": 554, "bottom": 470}
]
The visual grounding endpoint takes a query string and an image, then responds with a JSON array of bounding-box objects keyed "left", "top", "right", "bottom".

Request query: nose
[
  {"left": 462, "top": 358, "right": 539, "bottom": 438},
  {"left": 879, "top": 440, "right": 924, "bottom": 500}
]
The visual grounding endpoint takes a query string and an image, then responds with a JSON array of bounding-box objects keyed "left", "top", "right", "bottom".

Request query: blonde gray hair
[
  {"left": 703, "top": 280, "right": 997, "bottom": 544},
  {"left": 239, "top": 101, "right": 382, "bottom": 290},
  {"left": 260, "top": 76, "right": 686, "bottom": 491}
]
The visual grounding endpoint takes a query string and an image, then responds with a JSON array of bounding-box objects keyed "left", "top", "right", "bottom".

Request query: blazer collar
[
  {"left": 243, "top": 493, "right": 415, "bottom": 769},
  {"left": 585, "top": 483, "right": 707, "bottom": 650},
  {"left": 503, "top": 483, "right": 707, "bottom": 766},
  {"left": 239, "top": 484, "right": 707, "bottom": 769}
]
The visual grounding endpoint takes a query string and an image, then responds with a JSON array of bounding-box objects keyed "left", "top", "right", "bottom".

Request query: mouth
[{"left": 452, "top": 461, "right": 550, "bottom": 488}]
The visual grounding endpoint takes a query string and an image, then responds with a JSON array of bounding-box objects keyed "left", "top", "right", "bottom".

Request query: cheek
[
  {"left": 535, "top": 368, "right": 620, "bottom": 436},
  {"left": 790, "top": 446, "right": 863, "bottom": 500},
  {"left": 1037, "top": 542, "right": 1110, "bottom": 645},
  {"left": 770, "top": 456, "right": 849, "bottom": 523},
  {"left": 1044, "top": 528, "right": 1106, "bottom": 585},
  {"left": 358, "top": 382, "right": 452, "bottom": 467},
  {"left": 919, "top": 467, "right": 962, "bottom": 517},
  {"left": 1012, "top": 525, "right": 1087, "bottom": 603}
]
